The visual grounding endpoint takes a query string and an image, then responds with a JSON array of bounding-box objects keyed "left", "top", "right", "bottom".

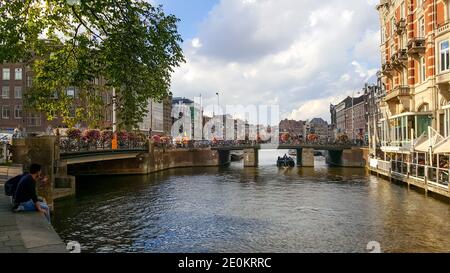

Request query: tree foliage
[{"left": 0, "top": 0, "right": 185, "bottom": 129}]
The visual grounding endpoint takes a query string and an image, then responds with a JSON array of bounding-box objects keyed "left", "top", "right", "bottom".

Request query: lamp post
[
  {"left": 112, "top": 87, "right": 117, "bottom": 133},
  {"left": 216, "top": 92, "right": 220, "bottom": 115},
  {"left": 352, "top": 90, "right": 361, "bottom": 143}
]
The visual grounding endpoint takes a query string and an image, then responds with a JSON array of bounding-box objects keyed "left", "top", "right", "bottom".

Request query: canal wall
[
  {"left": 8, "top": 136, "right": 222, "bottom": 208},
  {"left": 325, "top": 148, "right": 366, "bottom": 167},
  {"left": 68, "top": 147, "right": 221, "bottom": 176},
  {"left": 0, "top": 183, "right": 67, "bottom": 253}
]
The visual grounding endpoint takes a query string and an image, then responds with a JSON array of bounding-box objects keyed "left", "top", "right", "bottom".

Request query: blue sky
[
  {"left": 155, "top": 0, "right": 220, "bottom": 41},
  {"left": 154, "top": 0, "right": 381, "bottom": 122}
]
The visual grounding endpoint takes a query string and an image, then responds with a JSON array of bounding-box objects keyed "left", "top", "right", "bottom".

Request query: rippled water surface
[{"left": 53, "top": 150, "right": 450, "bottom": 253}]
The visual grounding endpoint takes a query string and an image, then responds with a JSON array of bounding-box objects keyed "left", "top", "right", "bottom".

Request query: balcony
[
  {"left": 437, "top": 20, "right": 450, "bottom": 37},
  {"left": 395, "top": 18, "right": 406, "bottom": 35},
  {"left": 391, "top": 49, "right": 408, "bottom": 69},
  {"left": 436, "top": 71, "right": 450, "bottom": 89},
  {"left": 407, "top": 38, "right": 426, "bottom": 58},
  {"left": 384, "top": 86, "right": 410, "bottom": 103},
  {"left": 381, "top": 62, "right": 394, "bottom": 78}
]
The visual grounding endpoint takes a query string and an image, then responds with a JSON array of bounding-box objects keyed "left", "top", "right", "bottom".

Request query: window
[
  {"left": 14, "top": 86, "right": 22, "bottom": 99},
  {"left": 2, "top": 68, "right": 10, "bottom": 80},
  {"left": 66, "top": 87, "right": 75, "bottom": 98},
  {"left": 390, "top": 44, "right": 395, "bottom": 58},
  {"left": 27, "top": 113, "right": 41, "bottom": 126},
  {"left": 391, "top": 18, "right": 395, "bottom": 37},
  {"left": 381, "top": 27, "right": 385, "bottom": 44},
  {"left": 14, "top": 105, "right": 22, "bottom": 119},
  {"left": 419, "top": 17, "right": 425, "bottom": 38},
  {"left": 1, "top": 106, "right": 10, "bottom": 119},
  {"left": 27, "top": 76, "right": 32, "bottom": 87},
  {"left": 420, "top": 57, "right": 426, "bottom": 82},
  {"left": 440, "top": 41, "right": 450, "bottom": 72},
  {"left": 1, "top": 86, "right": 9, "bottom": 99},
  {"left": 14, "top": 68, "right": 22, "bottom": 80},
  {"left": 69, "top": 106, "right": 76, "bottom": 117}
]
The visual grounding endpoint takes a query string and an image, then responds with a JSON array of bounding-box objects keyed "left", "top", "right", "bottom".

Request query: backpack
[{"left": 4, "top": 173, "right": 26, "bottom": 197}]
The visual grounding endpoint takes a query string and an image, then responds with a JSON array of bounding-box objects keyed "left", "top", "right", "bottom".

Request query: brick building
[
  {"left": 279, "top": 119, "right": 306, "bottom": 138},
  {"left": 377, "top": 0, "right": 450, "bottom": 152}
]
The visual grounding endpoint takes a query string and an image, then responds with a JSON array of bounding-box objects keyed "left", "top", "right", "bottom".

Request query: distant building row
[
  {"left": 330, "top": 76, "right": 385, "bottom": 143},
  {"left": 279, "top": 117, "right": 333, "bottom": 141}
]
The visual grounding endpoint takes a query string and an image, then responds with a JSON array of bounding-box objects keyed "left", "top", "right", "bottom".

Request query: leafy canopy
[{"left": 0, "top": 0, "right": 185, "bottom": 129}]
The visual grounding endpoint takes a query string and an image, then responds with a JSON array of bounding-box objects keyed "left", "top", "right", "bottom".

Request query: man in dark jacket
[{"left": 14, "top": 164, "right": 51, "bottom": 222}]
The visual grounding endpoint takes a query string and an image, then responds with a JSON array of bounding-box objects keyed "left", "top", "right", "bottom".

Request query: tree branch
[{"left": 71, "top": 5, "right": 104, "bottom": 42}]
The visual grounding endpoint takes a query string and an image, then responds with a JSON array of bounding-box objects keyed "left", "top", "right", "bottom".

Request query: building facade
[
  {"left": 279, "top": 119, "right": 306, "bottom": 138},
  {"left": 376, "top": 0, "right": 450, "bottom": 153},
  {"left": 331, "top": 95, "right": 366, "bottom": 141},
  {"left": 138, "top": 99, "right": 165, "bottom": 135},
  {"left": 364, "top": 76, "right": 386, "bottom": 151},
  {"left": 172, "top": 97, "right": 203, "bottom": 140},
  {"left": 308, "top": 118, "right": 329, "bottom": 141},
  {"left": 0, "top": 62, "right": 115, "bottom": 134},
  {"left": 0, "top": 63, "right": 50, "bottom": 133}
]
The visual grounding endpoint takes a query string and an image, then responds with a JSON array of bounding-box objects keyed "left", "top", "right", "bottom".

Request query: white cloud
[
  {"left": 191, "top": 38, "right": 202, "bottom": 49},
  {"left": 170, "top": 0, "right": 380, "bottom": 123}
]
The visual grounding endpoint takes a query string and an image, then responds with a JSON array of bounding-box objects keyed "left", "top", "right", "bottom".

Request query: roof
[
  {"left": 434, "top": 137, "right": 450, "bottom": 154},
  {"left": 310, "top": 117, "right": 327, "bottom": 125},
  {"left": 172, "top": 97, "right": 194, "bottom": 104}
]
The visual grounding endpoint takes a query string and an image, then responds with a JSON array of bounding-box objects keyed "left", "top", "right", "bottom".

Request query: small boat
[
  {"left": 288, "top": 149, "right": 297, "bottom": 156},
  {"left": 277, "top": 155, "right": 295, "bottom": 168}
]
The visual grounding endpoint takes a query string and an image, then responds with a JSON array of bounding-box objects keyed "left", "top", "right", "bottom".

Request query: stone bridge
[
  {"left": 211, "top": 143, "right": 365, "bottom": 168},
  {"left": 7, "top": 136, "right": 366, "bottom": 209}
]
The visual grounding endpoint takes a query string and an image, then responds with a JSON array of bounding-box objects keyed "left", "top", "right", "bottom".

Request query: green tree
[{"left": 0, "top": 0, "right": 185, "bottom": 130}]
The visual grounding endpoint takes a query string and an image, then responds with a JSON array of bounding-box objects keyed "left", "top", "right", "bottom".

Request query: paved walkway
[{"left": 0, "top": 182, "right": 67, "bottom": 253}]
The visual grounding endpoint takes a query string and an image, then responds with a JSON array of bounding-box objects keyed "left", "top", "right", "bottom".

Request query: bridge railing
[{"left": 59, "top": 136, "right": 147, "bottom": 154}]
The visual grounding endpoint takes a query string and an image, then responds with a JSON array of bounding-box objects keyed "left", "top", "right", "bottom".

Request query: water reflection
[{"left": 53, "top": 150, "right": 450, "bottom": 253}]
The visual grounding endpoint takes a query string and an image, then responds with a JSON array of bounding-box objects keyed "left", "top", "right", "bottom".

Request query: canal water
[{"left": 52, "top": 150, "right": 450, "bottom": 253}]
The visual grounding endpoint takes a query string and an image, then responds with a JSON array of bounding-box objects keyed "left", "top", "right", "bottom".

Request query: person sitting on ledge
[{"left": 13, "top": 164, "right": 51, "bottom": 222}]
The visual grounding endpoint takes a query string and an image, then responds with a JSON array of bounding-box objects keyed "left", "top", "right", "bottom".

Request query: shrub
[
  {"left": 100, "top": 130, "right": 113, "bottom": 143},
  {"left": 117, "top": 131, "right": 128, "bottom": 143},
  {"left": 83, "top": 129, "right": 100, "bottom": 142}
]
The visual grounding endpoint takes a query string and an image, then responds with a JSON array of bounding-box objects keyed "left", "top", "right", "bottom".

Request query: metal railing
[
  {"left": 426, "top": 166, "right": 449, "bottom": 188},
  {"left": 391, "top": 160, "right": 408, "bottom": 175},
  {"left": 59, "top": 136, "right": 147, "bottom": 154},
  {"left": 377, "top": 160, "right": 391, "bottom": 172},
  {"left": 409, "top": 163, "right": 426, "bottom": 179},
  {"left": 376, "top": 159, "right": 450, "bottom": 191}
]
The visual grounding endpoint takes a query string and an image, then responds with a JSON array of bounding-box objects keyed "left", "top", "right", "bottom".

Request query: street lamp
[
  {"left": 216, "top": 92, "right": 220, "bottom": 115},
  {"left": 112, "top": 87, "right": 117, "bottom": 133},
  {"left": 352, "top": 90, "right": 361, "bottom": 143}
]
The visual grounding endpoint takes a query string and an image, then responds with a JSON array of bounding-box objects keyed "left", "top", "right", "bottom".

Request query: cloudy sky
[{"left": 155, "top": 0, "right": 381, "bottom": 122}]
